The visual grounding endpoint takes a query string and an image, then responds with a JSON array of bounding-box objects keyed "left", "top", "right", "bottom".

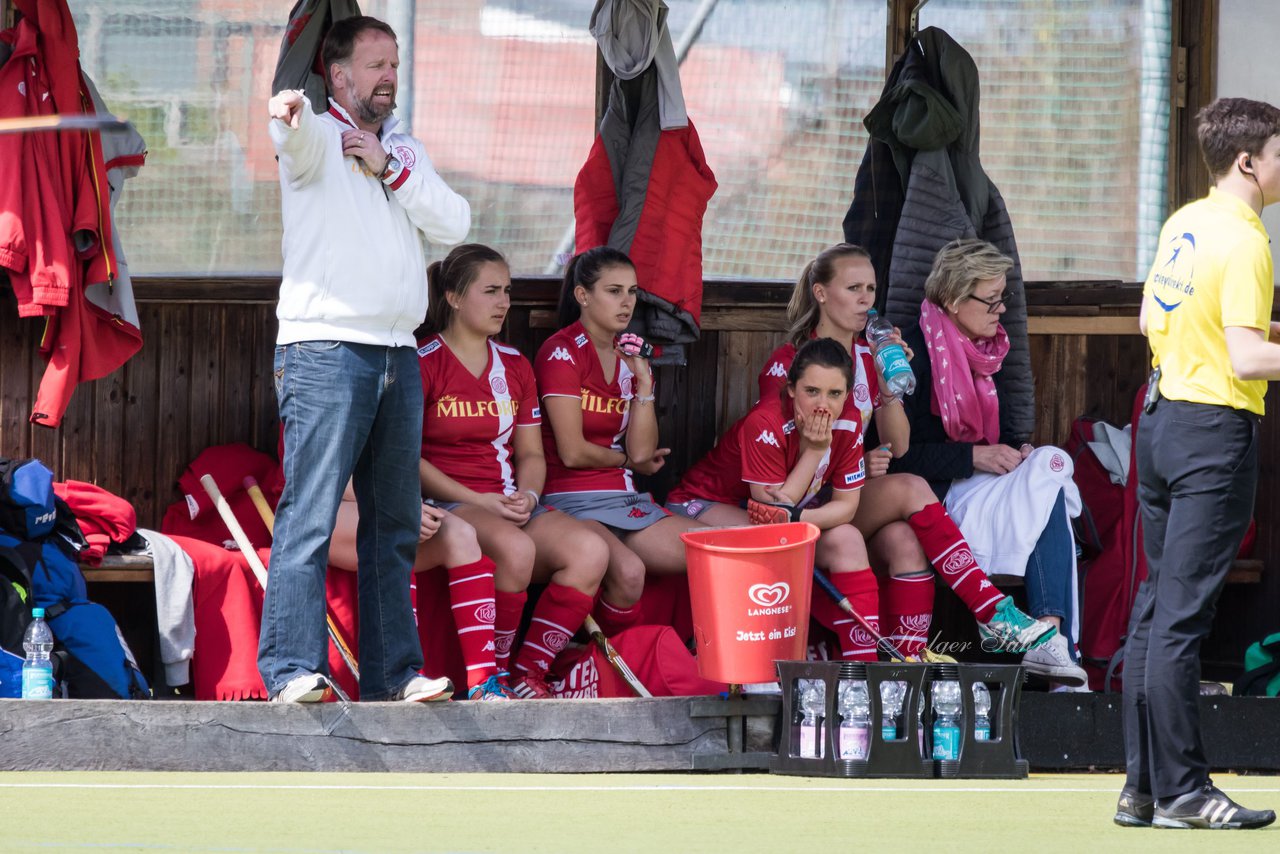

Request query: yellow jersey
[{"left": 1143, "top": 187, "right": 1273, "bottom": 415}]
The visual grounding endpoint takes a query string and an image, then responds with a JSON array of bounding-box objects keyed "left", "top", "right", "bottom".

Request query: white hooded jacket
[{"left": 268, "top": 97, "right": 470, "bottom": 347}]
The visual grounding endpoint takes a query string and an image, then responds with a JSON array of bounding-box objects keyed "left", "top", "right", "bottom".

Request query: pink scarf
[{"left": 920, "top": 300, "right": 1009, "bottom": 445}]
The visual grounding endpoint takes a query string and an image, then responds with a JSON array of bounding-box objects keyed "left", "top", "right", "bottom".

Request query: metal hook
[{"left": 909, "top": 0, "right": 932, "bottom": 39}]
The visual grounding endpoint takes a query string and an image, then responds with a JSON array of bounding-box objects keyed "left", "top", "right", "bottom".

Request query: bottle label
[
  {"left": 877, "top": 344, "right": 912, "bottom": 378},
  {"left": 22, "top": 665, "right": 53, "bottom": 700},
  {"left": 800, "top": 723, "right": 823, "bottom": 759},
  {"left": 975, "top": 724, "right": 991, "bottom": 741},
  {"left": 881, "top": 724, "right": 898, "bottom": 741},
  {"left": 840, "top": 724, "right": 869, "bottom": 760},
  {"left": 932, "top": 724, "right": 960, "bottom": 760}
]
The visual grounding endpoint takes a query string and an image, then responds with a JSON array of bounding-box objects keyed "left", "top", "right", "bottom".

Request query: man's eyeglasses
[{"left": 967, "top": 293, "right": 1008, "bottom": 314}]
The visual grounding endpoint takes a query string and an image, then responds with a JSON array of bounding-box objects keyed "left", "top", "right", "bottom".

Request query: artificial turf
[{"left": 2, "top": 771, "right": 1276, "bottom": 852}]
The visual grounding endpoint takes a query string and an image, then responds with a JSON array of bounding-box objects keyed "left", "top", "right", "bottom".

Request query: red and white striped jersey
[
  {"left": 418, "top": 335, "right": 541, "bottom": 495},
  {"left": 757, "top": 337, "right": 880, "bottom": 427},
  {"left": 535, "top": 321, "right": 637, "bottom": 494},
  {"left": 668, "top": 394, "right": 866, "bottom": 508}
]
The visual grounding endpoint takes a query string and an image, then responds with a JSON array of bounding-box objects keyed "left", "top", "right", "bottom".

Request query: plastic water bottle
[
  {"left": 865, "top": 309, "right": 916, "bottom": 399},
  {"left": 798, "top": 679, "right": 826, "bottom": 758},
  {"left": 917, "top": 688, "right": 926, "bottom": 754},
  {"left": 931, "top": 679, "right": 962, "bottom": 760},
  {"left": 879, "top": 680, "right": 906, "bottom": 741},
  {"left": 21, "top": 608, "right": 54, "bottom": 700},
  {"left": 972, "top": 682, "right": 992, "bottom": 741},
  {"left": 838, "top": 680, "right": 871, "bottom": 760}
]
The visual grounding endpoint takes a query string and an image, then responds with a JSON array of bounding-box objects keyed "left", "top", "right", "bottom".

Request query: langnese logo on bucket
[{"left": 747, "top": 582, "right": 792, "bottom": 615}]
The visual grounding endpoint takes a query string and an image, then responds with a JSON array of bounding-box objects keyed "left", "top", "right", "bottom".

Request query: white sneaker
[
  {"left": 270, "top": 672, "right": 333, "bottom": 703},
  {"left": 396, "top": 674, "right": 454, "bottom": 702},
  {"left": 1021, "top": 633, "right": 1088, "bottom": 687}
]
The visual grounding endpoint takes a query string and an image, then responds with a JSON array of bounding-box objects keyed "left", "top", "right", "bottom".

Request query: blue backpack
[{"left": 0, "top": 457, "right": 149, "bottom": 700}]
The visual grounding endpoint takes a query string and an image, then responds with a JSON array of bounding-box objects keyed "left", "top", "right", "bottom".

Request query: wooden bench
[{"left": 82, "top": 554, "right": 1265, "bottom": 585}]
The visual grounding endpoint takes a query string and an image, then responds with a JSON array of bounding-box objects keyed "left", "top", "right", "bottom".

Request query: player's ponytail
[{"left": 785, "top": 243, "right": 872, "bottom": 348}]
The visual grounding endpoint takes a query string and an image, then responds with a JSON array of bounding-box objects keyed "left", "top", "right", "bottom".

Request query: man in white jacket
[{"left": 262, "top": 15, "right": 469, "bottom": 703}]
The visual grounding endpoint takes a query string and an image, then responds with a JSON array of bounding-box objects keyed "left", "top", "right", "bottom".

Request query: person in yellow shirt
[{"left": 1117, "top": 98, "right": 1280, "bottom": 830}]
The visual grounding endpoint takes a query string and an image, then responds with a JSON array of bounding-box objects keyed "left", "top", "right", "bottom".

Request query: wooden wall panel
[{"left": 1, "top": 276, "right": 1276, "bottom": 672}]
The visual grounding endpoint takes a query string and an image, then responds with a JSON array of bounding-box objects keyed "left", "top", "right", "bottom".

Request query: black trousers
[{"left": 1123, "top": 398, "right": 1259, "bottom": 799}]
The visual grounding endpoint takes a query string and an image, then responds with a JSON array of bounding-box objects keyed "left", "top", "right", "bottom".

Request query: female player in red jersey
[
  {"left": 666, "top": 338, "right": 884, "bottom": 659},
  {"left": 750, "top": 244, "right": 1052, "bottom": 656},
  {"left": 535, "top": 246, "right": 706, "bottom": 637},
  {"left": 416, "top": 244, "right": 609, "bottom": 700}
]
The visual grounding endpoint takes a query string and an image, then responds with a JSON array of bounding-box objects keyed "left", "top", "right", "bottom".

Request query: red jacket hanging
[
  {"left": 574, "top": 69, "right": 716, "bottom": 359},
  {"left": 0, "top": 0, "right": 143, "bottom": 428}
]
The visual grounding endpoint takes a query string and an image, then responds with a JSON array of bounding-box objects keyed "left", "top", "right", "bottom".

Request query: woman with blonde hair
[{"left": 888, "top": 237, "right": 1087, "bottom": 687}]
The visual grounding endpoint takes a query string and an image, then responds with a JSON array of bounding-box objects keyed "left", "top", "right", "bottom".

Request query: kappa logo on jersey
[
  {"left": 417, "top": 339, "right": 441, "bottom": 358},
  {"left": 627, "top": 506, "right": 648, "bottom": 518},
  {"left": 482, "top": 640, "right": 496, "bottom": 652},
  {"left": 574, "top": 333, "right": 589, "bottom": 348},
  {"left": 490, "top": 375, "right": 508, "bottom": 396},
  {"left": 475, "top": 603, "right": 497, "bottom": 624},
  {"left": 548, "top": 346, "right": 575, "bottom": 363},
  {"left": 978, "top": 578, "right": 993, "bottom": 591},
  {"left": 942, "top": 548, "right": 976, "bottom": 574},
  {"left": 765, "top": 361, "right": 787, "bottom": 379},
  {"left": 755, "top": 430, "right": 781, "bottom": 448}
]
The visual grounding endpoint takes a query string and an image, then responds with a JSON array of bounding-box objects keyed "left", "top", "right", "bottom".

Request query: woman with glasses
[{"left": 887, "top": 238, "right": 1088, "bottom": 689}]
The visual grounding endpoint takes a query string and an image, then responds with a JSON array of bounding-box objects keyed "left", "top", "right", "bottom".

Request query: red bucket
[{"left": 681, "top": 522, "right": 819, "bottom": 684}]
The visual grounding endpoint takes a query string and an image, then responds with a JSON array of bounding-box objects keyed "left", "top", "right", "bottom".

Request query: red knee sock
[
  {"left": 514, "top": 583, "right": 594, "bottom": 679},
  {"left": 811, "top": 569, "right": 880, "bottom": 661},
  {"left": 907, "top": 502, "right": 1002, "bottom": 623},
  {"left": 881, "top": 572, "right": 935, "bottom": 658},
  {"left": 447, "top": 558, "right": 498, "bottom": 689},
  {"left": 493, "top": 589, "right": 527, "bottom": 675},
  {"left": 592, "top": 594, "right": 642, "bottom": 637}
]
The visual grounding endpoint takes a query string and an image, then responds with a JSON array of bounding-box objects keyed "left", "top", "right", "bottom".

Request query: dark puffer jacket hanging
[{"left": 844, "top": 27, "right": 1034, "bottom": 444}]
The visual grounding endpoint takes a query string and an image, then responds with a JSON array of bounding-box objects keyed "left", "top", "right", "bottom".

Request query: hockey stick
[
  {"left": 199, "top": 474, "right": 361, "bottom": 687},
  {"left": 812, "top": 567, "right": 911, "bottom": 663},
  {"left": 241, "top": 476, "right": 362, "bottom": 680},
  {"left": 0, "top": 114, "right": 132, "bottom": 135},
  {"left": 243, "top": 476, "right": 276, "bottom": 535},
  {"left": 812, "top": 567, "right": 957, "bottom": 664},
  {"left": 582, "top": 614, "right": 652, "bottom": 698}
]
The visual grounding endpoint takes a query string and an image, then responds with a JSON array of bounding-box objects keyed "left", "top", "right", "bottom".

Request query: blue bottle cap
[{"left": 31, "top": 607, "right": 44, "bottom": 619}]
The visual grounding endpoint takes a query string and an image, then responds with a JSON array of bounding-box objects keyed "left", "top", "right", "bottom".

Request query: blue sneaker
[
  {"left": 468, "top": 673, "right": 516, "bottom": 701},
  {"left": 977, "top": 597, "right": 1056, "bottom": 653}
]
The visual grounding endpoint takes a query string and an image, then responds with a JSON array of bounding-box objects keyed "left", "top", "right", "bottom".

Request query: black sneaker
[
  {"left": 1114, "top": 787, "right": 1155, "bottom": 827},
  {"left": 1152, "top": 783, "right": 1276, "bottom": 829}
]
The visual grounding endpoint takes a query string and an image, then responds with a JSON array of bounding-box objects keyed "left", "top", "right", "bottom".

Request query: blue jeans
[
  {"left": 1023, "top": 489, "right": 1077, "bottom": 661},
  {"left": 259, "top": 341, "right": 424, "bottom": 701}
]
